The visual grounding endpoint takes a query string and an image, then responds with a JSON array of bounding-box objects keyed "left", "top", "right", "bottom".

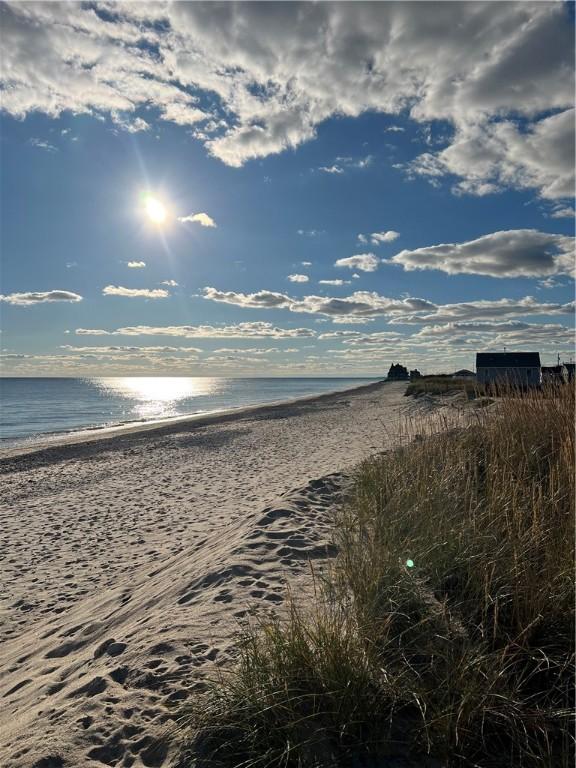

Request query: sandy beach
[{"left": 1, "top": 380, "right": 410, "bottom": 768}]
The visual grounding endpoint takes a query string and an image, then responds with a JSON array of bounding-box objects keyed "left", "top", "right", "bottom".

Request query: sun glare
[{"left": 145, "top": 196, "right": 167, "bottom": 224}]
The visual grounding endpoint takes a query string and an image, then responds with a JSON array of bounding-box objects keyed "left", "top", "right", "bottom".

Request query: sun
[{"left": 143, "top": 194, "right": 167, "bottom": 225}]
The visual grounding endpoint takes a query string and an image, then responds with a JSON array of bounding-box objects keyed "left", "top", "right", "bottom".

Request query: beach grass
[
  {"left": 177, "top": 383, "right": 575, "bottom": 767},
  {"left": 405, "top": 376, "right": 481, "bottom": 397}
]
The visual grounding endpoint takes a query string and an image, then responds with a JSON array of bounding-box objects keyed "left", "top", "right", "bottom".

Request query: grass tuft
[{"left": 177, "top": 384, "right": 575, "bottom": 767}]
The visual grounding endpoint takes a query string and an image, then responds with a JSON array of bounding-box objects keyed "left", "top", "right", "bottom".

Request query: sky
[{"left": 0, "top": 0, "right": 574, "bottom": 377}]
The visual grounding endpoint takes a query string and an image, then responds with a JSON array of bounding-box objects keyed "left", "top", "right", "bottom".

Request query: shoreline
[
  {"left": 0, "top": 377, "right": 387, "bottom": 462},
  {"left": 1, "top": 379, "right": 408, "bottom": 768}
]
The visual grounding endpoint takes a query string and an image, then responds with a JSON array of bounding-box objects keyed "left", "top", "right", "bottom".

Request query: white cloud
[
  {"left": 161, "top": 279, "right": 179, "bottom": 287},
  {"left": 202, "top": 284, "right": 574, "bottom": 324},
  {"left": 102, "top": 285, "right": 169, "bottom": 299},
  {"left": 407, "top": 110, "right": 575, "bottom": 200},
  {"left": 301, "top": 261, "right": 312, "bottom": 266},
  {"left": 287, "top": 274, "right": 309, "bottom": 283},
  {"left": 335, "top": 254, "right": 380, "bottom": 272},
  {"left": 112, "top": 113, "right": 150, "bottom": 133},
  {"left": 177, "top": 212, "right": 216, "bottom": 227},
  {"left": 0, "top": 290, "right": 82, "bottom": 306},
  {"left": 394, "top": 297, "right": 575, "bottom": 324},
  {"left": 318, "top": 165, "right": 344, "bottom": 175},
  {"left": 1, "top": 3, "right": 572, "bottom": 198},
  {"left": 76, "top": 322, "right": 316, "bottom": 339},
  {"left": 61, "top": 344, "right": 202, "bottom": 354},
  {"left": 358, "top": 230, "right": 400, "bottom": 246},
  {"left": 127, "top": 261, "right": 146, "bottom": 268},
  {"left": 391, "top": 230, "right": 574, "bottom": 278},
  {"left": 549, "top": 207, "right": 575, "bottom": 219},
  {"left": 30, "top": 138, "right": 57, "bottom": 152},
  {"left": 318, "top": 279, "right": 350, "bottom": 286}
]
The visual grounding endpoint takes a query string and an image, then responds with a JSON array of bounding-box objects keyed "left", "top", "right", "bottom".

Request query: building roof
[{"left": 476, "top": 352, "right": 540, "bottom": 367}]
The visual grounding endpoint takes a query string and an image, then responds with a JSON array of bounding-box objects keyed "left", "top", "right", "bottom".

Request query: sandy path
[{"left": 0, "top": 381, "right": 408, "bottom": 768}]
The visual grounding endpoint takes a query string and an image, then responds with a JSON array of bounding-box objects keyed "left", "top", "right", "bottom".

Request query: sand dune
[{"left": 1, "top": 381, "right": 408, "bottom": 768}]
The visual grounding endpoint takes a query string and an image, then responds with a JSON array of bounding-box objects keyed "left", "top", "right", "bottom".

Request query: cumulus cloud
[
  {"left": 1, "top": 3, "right": 572, "bottom": 197},
  {"left": 76, "top": 322, "right": 316, "bottom": 339},
  {"left": 393, "top": 297, "right": 575, "bottom": 324},
  {"left": 177, "top": 212, "right": 216, "bottom": 227},
  {"left": 202, "top": 284, "right": 574, "bottom": 325},
  {"left": 335, "top": 254, "right": 380, "bottom": 272},
  {"left": 358, "top": 231, "right": 400, "bottom": 246},
  {"left": 161, "top": 279, "right": 179, "bottom": 286},
  {"left": 127, "top": 261, "right": 146, "bottom": 268},
  {"left": 549, "top": 207, "right": 575, "bottom": 219},
  {"left": 407, "top": 110, "right": 575, "bottom": 200},
  {"left": 102, "top": 286, "right": 169, "bottom": 299},
  {"left": 318, "top": 279, "right": 350, "bottom": 286},
  {"left": 391, "top": 230, "right": 574, "bottom": 278},
  {"left": 0, "top": 290, "right": 82, "bottom": 305},
  {"left": 287, "top": 274, "right": 309, "bottom": 283}
]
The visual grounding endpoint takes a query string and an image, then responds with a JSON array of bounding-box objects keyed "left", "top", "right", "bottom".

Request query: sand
[{"left": 0, "top": 380, "right": 411, "bottom": 768}]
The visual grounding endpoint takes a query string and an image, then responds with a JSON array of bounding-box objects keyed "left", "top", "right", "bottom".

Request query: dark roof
[
  {"left": 476, "top": 352, "right": 540, "bottom": 367},
  {"left": 563, "top": 363, "right": 575, "bottom": 371},
  {"left": 541, "top": 366, "right": 563, "bottom": 373}
]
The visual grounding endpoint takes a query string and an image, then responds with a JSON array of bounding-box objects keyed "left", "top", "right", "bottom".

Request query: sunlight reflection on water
[{"left": 92, "top": 377, "right": 222, "bottom": 419}]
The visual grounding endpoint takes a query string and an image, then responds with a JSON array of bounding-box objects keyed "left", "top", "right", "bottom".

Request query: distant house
[
  {"left": 541, "top": 365, "right": 564, "bottom": 384},
  {"left": 476, "top": 352, "right": 541, "bottom": 388},
  {"left": 387, "top": 363, "right": 410, "bottom": 381},
  {"left": 562, "top": 363, "right": 575, "bottom": 383},
  {"left": 453, "top": 369, "right": 476, "bottom": 379}
]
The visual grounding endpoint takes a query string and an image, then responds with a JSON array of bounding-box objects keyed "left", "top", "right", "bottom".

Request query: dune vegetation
[{"left": 178, "top": 384, "right": 575, "bottom": 767}]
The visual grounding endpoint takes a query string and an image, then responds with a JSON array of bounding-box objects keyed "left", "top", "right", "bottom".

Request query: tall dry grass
[{"left": 178, "top": 384, "right": 575, "bottom": 768}]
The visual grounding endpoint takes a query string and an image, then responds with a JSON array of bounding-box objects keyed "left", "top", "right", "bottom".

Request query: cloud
[
  {"left": 202, "top": 284, "right": 574, "bottom": 324},
  {"left": 549, "top": 207, "right": 575, "bottom": 219},
  {"left": 202, "top": 285, "right": 436, "bottom": 320},
  {"left": 76, "top": 322, "right": 316, "bottom": 339},
  {"left": 102, "top": 285, "right": 169, "bottom": 299},
  {"left": 335, "top": 254, "right": 380, "bottom": 272},
  {"left": 318, "top": 279, "right": 350, "bottom": 286},
  {"left": 127, "top": 261, "right": 146, "bottom": 268},
  {"left": 1, "top": 3, "right": 572, "bottom": 197},
  {"left": 319, "top": 156, "right": 372, "bottom": 175},
  {"left": 318, "top": 165, "right": 344, "bottom": 175},
  {"left": 161, "top": 279, "right": 179, "bottom": 286},
  {"left": 385, "top": 125, "right": 405, "bottom": 133},
  {"left": 301, "top": 261, "right": 313, "bottom": 266},
  {"left": 61, "top": 344, "right": 201, "bottom": 354},
  {"left": 177, "top": 212, "right": 216, "bottom": 227},
  {"left": 394, "top": 297, "right": 575, "bottom": 324},
  {"left": 358, "top": 230, "right": 400, "bottom": 246},
  {"left": 287, "top": 274, "right": 309, "bottom": 283},
  {"left": 0, "top": 290, "right": 82, "bottom": 306},
  {"left": 30, "top": 138, "right": 57, "bottom": 152},
  {"left": 391, "top": 230, "right": 574, "bottom": 278},
  {"left": 406, "top": 110, "right": 575, "bottom": 200}
]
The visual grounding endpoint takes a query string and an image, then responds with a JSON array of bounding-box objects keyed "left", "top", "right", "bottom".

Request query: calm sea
[{"left": 0, "top": 377, "right": 380, "bottom": 446}]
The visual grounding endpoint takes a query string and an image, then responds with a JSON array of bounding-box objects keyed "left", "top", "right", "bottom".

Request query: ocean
[{"left": 0, "top": 377, "right": 380, "bottom": 446}]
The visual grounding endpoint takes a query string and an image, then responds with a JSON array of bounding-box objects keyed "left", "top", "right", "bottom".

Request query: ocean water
[{"left": 0, "top": 377, "right": 380, "bottom": 446}]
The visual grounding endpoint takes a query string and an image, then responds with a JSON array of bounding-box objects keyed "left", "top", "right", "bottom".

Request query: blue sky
[{"left": 0, "top": 1, "right": 574, "bottom": 376}]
